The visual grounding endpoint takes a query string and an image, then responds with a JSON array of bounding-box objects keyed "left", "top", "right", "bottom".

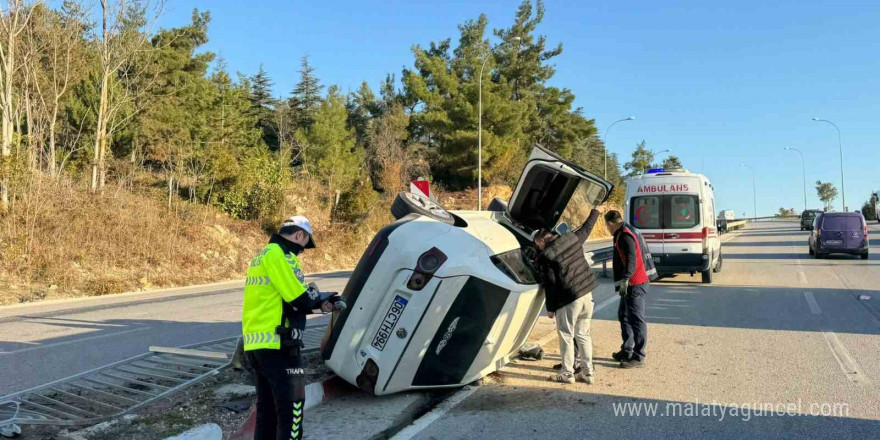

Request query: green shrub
[
  {"left": 213, "top": 148, "right": 289, "bottom": 222},
  {"left": 334, "top": 178, "right": 379, "bottom": 223}
]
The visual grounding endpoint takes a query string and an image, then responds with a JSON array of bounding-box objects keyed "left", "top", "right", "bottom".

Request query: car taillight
[
  {"left": 816, "top": 228, "right": 821, "bottom": 238},
  {"left": 356, "top": 359, "right": 380, "bottom": 395},
  {"left": 865, "top": 225, "right": 869, "bottom": 239},
  {"left": 407, "top": 247, "right": 447, "bottom": 291},
  {"left": 701, "top": 227, "right": 710, "bottom": 249}
]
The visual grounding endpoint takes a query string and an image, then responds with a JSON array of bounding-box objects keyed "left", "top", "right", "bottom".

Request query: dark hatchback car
[
  {"left": 800, "top": 209, "right": 823, "bottom": 231},
  {"left": 808, "top": 212, "right": 869, "bottom": 259}
]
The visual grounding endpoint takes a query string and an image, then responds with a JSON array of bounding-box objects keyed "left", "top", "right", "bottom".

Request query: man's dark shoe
[
  {"left": 552, "top": 363, "right": 581, "bottom": 374},
  {"left": 612, "top": 351, "right": 632, "bottom": 362},
  {"left": 619, "top": 359, "right": 644, "bottom": 369}
]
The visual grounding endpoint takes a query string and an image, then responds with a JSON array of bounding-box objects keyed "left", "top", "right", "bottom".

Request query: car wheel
[
  {"left": 861, "top": 252, "right": 869, "bottom": 260},
  {"left": 808, "top": 246, "right": 814, "bottom": 256},
  {"left": 701, "top": 268, "right": 713, "bottom": 284},
  {"left": 391, "top": 192, "right": 455, "bottom": 225},
  {"left": 815, "top": 252, "right": 823, "bottom": 259},
  {"left": 713, "top": 252, "right": 723, "bottom": 273}
]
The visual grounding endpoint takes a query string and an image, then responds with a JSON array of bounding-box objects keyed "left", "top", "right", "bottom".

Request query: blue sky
[{"left": 155, "top": 0, "right": 879, "bottom": 217}]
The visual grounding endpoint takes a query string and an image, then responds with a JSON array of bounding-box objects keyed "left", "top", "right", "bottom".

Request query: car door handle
[{"left": 666, "top": 233, "right": 679, "bottom": 239}]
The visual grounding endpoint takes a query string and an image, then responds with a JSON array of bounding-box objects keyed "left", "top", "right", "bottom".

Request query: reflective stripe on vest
[{"left": 242, "top": 329, "right": 303, "bottom": 345}]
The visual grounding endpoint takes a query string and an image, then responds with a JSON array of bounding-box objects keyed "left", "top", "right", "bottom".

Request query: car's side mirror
[{"left": 554, "top": 222, "right": 570, "bottom": 236}]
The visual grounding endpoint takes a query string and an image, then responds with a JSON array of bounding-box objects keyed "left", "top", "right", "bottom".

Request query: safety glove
[{"left": 618, "top": 279, "right": 630, "bottom": 297}]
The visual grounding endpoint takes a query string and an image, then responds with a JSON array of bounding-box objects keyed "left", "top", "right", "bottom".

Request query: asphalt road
[
  {"left": 0, "top": 272, "right": 350, "bottom": 397},
  {"left": 406, "top": 222, "right": 880, "bottom": 440},
  {"left": 6, "top": 224, "right": 880, "bottom": 439}
]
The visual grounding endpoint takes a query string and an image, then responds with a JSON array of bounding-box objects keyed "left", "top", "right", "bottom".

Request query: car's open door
[{"left": 507, "top": 146, "right": 613, "bottom": 233}]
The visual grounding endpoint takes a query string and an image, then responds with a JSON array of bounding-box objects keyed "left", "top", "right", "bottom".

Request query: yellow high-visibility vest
[{"left": 241, "top": 243, "right": 307, "bottom": 351}]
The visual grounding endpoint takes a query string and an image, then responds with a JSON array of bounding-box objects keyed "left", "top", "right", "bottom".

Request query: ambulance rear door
[
  {"left": 663, "top": 180, "right": 704, "bottom": 259},
  {"left": 628, "top": 184, "right": 666, "bottom": 259}
]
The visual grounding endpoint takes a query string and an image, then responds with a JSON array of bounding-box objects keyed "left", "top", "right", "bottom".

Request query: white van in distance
[
  {"left": 718, "top": 210, "right": 736, "bottom": 220},
  {"left": 624, "top": 168, "right": 722, "bottom": 283}
]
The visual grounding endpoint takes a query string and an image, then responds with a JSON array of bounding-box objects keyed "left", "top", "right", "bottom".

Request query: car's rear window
[
  {"left": 630, "top": 194, "right": 700, "bottom": 230},
  {"left": 822, "top": 216, "right": 862, "bottom": 231},
  {"left": 803, "top": 211, "right": 818, "bottom": 219}
]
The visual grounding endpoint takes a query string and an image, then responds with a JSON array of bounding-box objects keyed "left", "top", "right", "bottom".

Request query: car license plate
[
  {"left": 825, "top": 240, "right": 843, "bottom": 246},
  {"left": 371, "top": 295, "right": 408, "bottom": 351}
]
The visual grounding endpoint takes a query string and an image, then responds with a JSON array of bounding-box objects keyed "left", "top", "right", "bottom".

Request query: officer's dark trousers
[
  {"left": 618, "top": 283, "right": 648, "bottom": 361},
  {"left": 246, "top": 348, "right": 305, "bottom": 440}
]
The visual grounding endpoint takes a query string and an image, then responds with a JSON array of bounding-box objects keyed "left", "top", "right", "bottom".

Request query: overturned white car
[{"left": 321, "top": 147, "right": 612, "bottom": 395}]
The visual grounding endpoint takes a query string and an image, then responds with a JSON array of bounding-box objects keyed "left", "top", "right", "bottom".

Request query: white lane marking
[
  {"left": 803, "top": 291, "right": 821, "bottom": 315},
  {"left": 794, "top": 258, "right": 809, "bottom": 285},
  {"left": 389, "top": 385, "right": 480, "bottom": 440},
  {"left": 821, "top": 331, "right": 871, "bottom": 384},
  {"left": 0, "top": 326, "right": 150, "bottom": 356}
]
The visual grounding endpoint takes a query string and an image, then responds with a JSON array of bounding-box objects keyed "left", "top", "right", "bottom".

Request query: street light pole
[
  {"left": 603, "top": 116, "right": 635, "bottom": 180},
  {"left": 740, "top": 163, "right": 757, "bottom": 218},
  {"left": 812, "top": 118, "right": 846, "bottom": 211},
  {"left": 477, "top": 37, "right": 520, "bottom": 211},
  {"left": 783, "top": 147, "right": 807, "bottom": 212}
]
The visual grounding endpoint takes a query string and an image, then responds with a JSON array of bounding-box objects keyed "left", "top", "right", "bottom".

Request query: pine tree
[
  {"left": 306, "top": 86, "right": 363, "bottom": 193},
  {"left": 662, "top": 155, "right": 683, "bottom": 169},
  {"left": 249, "top": 65, "right": 278, "bottom": 149},
  {"left": 624, "top": 141, "right": 654, "bottom": 176},
  {"left": 347, "top": 81, "right": 379, "bottom": 145},
  {"left": 290, "top": 55, "right": 323, "bottom": 129}
]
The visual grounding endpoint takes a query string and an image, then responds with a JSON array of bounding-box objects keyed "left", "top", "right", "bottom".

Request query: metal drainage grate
[{"left": 1, "top": 324, "right": 327, "bottom": 431}]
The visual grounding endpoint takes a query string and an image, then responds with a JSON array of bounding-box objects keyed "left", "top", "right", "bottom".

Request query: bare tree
[
  {"left": 89, "top": 0, "right": 162, "bottom": 193},
  {"left": 0, "top": 0, "right": 34, "bottom": 213},
  {"left": 23, "top": 2, "right": 86, "bottom": 176},
  {"left": 367, "top": 104, "right": 426, "bottom": 193}
]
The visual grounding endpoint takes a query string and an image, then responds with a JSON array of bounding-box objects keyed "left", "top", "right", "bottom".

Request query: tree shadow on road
[{"left": 589, "top": 283, "right": 880, "bottom": 335}]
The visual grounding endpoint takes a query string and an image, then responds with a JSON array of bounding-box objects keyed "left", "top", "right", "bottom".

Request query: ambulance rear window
[
  {"left": 631, "top": 196, "right": 661, "bottom": 229},
  {"left": 630, "top": 195, "right": 700, "bottom": 229},
  {"left": 669, "top": 195, "right": 699, "bottom": 228}
]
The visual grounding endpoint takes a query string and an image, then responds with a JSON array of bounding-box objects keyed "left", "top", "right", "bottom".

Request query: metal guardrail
[
  {"left": 584, "top": 239, "right": 614, "bottom": 277},
  {"left": 718, "top": 215, "right": 798, "bottom": 233},
  {"left": 0, "top": 325, "right": 326, "bottom": 432}
]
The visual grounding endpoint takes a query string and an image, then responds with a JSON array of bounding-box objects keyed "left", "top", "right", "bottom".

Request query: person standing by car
[
  {"left": 605, "top": 210, "right": 650, "bottom": 369},
  {"left": 242, "top": 215, "right": 345, "bottom": 440},
  {"left": 534, "top": 208, "right": 601, "bottom": 384}
]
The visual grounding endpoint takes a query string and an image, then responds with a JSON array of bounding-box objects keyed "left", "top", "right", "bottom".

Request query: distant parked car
[
  {"left": 800, "top": 209, "right": 823, "bottom": 231},
  {"left": 808, "top": 212, "right": 869, "bottom": 259},
  {"left": 874, "top": 193, "right": 880, "bottom": 224}
]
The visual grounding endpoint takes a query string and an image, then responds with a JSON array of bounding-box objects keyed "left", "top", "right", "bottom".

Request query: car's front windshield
[{"left": 557, "top": 180, "right": 608, "bottom": 230}]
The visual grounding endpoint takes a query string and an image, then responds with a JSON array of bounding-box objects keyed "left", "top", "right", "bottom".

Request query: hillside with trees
[{"left": 0, "top": 0, "right": 623, "bottom": 303}]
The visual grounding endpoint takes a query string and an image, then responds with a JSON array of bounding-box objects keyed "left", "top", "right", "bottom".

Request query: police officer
[{"left": 242, "top": 215, "right": 345, "bottom": 440}]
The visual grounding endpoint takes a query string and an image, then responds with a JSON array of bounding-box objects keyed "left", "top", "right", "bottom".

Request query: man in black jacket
[{"left": 534, "top": 208, "right": 601, "bottom": 384}]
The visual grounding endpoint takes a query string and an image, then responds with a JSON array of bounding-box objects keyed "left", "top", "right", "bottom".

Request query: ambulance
[{"left": 624, "top": 169, "right": 722, "bottom": 283}]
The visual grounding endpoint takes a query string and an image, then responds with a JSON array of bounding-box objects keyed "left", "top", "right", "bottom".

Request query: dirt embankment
[{"left": 0, "top": 179, "right": 618, "bottom": 305}]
